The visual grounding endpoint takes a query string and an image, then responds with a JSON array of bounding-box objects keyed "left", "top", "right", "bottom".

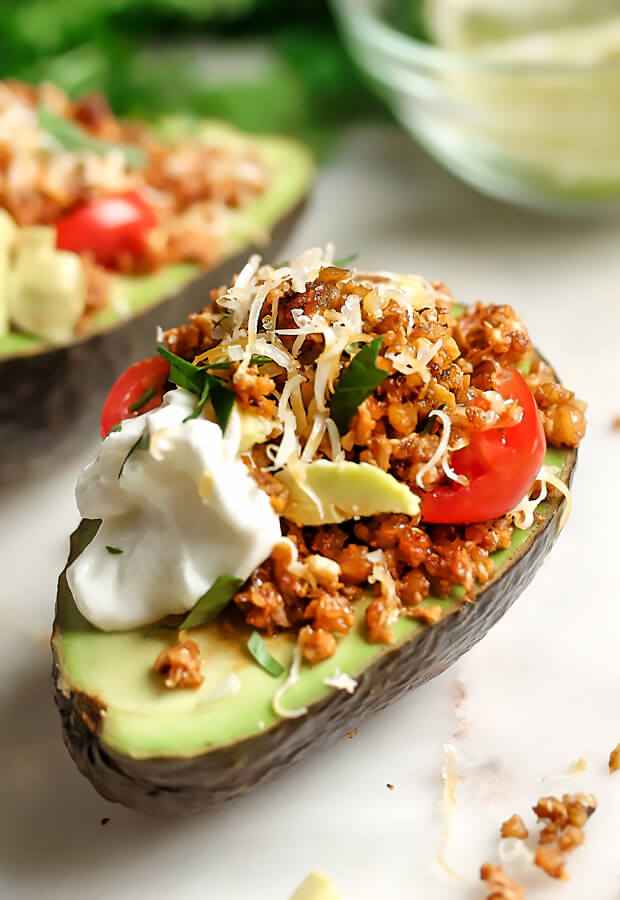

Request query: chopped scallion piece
[
  {"left": 334, "top": 253, "right": 358, "bottom": 268},
  {"left": 118, "top": 430, "right": 150, "bottom": 478},
  {"left": 247, "top": 631, "right": 285, "bottom": 677},
  {"left": 105, "top": 546, "right": 123, "bottom": 554},
  {"left": 128, "top": 385, "right": 157, "bottom": 413}
]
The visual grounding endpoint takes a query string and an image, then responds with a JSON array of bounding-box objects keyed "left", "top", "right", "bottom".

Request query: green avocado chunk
[
  {"left": 276, "top": 460, "right": 421, "bottom": 526},
  {"left": 51, "top": 446, "right": 573, "bottom": 815},
  {"left": 0, "top": 118, "right": 313, "bottom": 359}
]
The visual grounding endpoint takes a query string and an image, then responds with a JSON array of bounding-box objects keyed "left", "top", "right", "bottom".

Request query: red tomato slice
[
  {"left": 420, "top": 368, "right": 546, "bottom": 524},
  {"left": 57, "top": 191, "right": 157, "bottom": 269},
  {"left": 100, "top": 357, "right": 170, "bottom": 438}
]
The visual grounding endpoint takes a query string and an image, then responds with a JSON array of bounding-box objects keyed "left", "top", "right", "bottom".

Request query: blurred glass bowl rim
[{"left": 330, "top": 0, "right": 620, "bottom": 215}]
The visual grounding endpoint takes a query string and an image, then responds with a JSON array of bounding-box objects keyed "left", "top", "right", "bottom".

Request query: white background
[{"left": 2, "top": 124, "right": 619, "bottom": 899}]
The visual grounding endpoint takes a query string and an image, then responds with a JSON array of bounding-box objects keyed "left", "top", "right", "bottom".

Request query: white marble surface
[{"left": 1, "top": 124, "right": 620, "bottom": 900}]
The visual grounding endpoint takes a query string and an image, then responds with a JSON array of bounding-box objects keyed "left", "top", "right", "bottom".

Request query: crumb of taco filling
[
  {"left": 480, "top": 862, "right": 524, "bottom": 900},
  {"left": 154, "top": 639, "right": 204, "bottom": 689},
  {"left": 532, "top": 792, "right": 597, "bottom": 880},
  {"left": 500, "top": 814, "right": 528, "bottom": 840}
]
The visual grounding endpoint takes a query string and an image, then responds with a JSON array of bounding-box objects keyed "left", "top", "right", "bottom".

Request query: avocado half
[
  {"left": 0, "top": 119, "right": 313, "bottom": 480},
  {"left": 52, "top": 440, "right": 576, "bottom": 816}
]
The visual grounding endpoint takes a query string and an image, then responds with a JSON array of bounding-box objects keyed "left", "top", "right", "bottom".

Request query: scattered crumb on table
[
  {"left": 100, "top": 817, "right": 110, "bottom": 826},
  {"left": 347, "top": 729, "right": 358, "bottom": 739},
  {"left": 609, "top": 743, "right": 620, "bottom": 773},
  {"left": 386, "top": 783, "right": 394, "bottom": 791},
  {"left": 500, "top": 814, "right": 528, "bottom": 839},
  {"left": 480, "top": 862, "right": 524, "bottom": 900}
]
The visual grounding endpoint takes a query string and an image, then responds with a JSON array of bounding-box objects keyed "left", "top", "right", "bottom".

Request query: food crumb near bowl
[
  {"left": 480, "top": 862, "right": 524, "bottom": 900},
  {"left": 481, "top": 789, "right": 597, "bottom": 889},
  {"left": 386, "top": 783, "right": 395, "bottom": 790},
  {"left": 608, "top": 743, "right": 620, "bottom": 773},
  {"left": 501, "top": 815, "right": 528, "bottom": 840},
  {"left": 100, "top": 817, "right": 110, "bottom": 826},
  {"left": 346, "top": 729, "right": 358, "bottom": 739}
]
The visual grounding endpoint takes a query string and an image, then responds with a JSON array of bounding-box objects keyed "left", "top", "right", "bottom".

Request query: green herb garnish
[
  {"left": 330, "top": 337, "right": 389, "bottom": 434},
  {"left": 205, "top": 355, "right": 273, "bottom": 371},
  {"left": 182, "top": 378, "right": 211, "bottom": 423},
  {"left": 110, "top": 424, "right": 123, "bottom": 433},
  {"left": 247, "top": 631, "right": 285, "bottom": 677},
  {"left": 38, "top": 105, "right": 146, "bottom": 167},
  {"left": 178, "top": 576, "right": 243, "bottom": 630},
  {"left": 128, "top": 385, "right": 157, "bottom": 413},
  {"left": 118, "top": 430, "right": 150, "bottom": 478},
  {"left": 105, "top": 546, "right": 123, "bottom": 555},
  {"left": 334, "top": 253, "right": 358, "bottom": 268},
  {"left": 157, "top": 346, "right": 236, "bottom": 431},
  {"left": 157, "top": 345, "right": 205, "bottom": 394},
  {"left": 207, "top": 376, "right": 235, "bottom": 431}
]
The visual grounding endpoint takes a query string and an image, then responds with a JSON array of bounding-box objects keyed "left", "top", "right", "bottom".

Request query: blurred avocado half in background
[{"left": 0, "top": 0, "right": 381, "bottom": 156}]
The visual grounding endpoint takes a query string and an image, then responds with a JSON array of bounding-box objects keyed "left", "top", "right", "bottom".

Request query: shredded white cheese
[
  {"left": 415, "top": 408, "right": 453, "bottom": 490},
  {"left": 273, "top": 644, "right": 308, "bottom": 719},
  {"left": 508, "top": 463, "right": 572, "bottom": 532},
  {"left": 323, "top": 668, "right": 358, "bottom": 694}
]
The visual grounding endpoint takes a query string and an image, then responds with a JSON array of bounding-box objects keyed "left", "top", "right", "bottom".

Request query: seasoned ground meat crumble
[{"left": 162, "top": 260, "right": 586, "bottom": 667}]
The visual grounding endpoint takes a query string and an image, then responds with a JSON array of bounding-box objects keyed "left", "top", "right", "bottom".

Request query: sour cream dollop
[{"left": 67, "top": 389, "right": 281, "bottom": 631}]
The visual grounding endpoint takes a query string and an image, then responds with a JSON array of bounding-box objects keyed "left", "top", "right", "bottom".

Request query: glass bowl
[{"left": 331, "top": 0, "right": 620, "bottom": 215}]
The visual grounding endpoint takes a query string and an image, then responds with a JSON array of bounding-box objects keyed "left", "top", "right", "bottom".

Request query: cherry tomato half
[
  {"left": 100, "top": 357, "right": 170, "bottom": 438},
  {"left": 57, "top": 191, "right": 157, "bottom": 269},
  {"left": 420, "top": 368, "right": 546, "bottom": 524}
]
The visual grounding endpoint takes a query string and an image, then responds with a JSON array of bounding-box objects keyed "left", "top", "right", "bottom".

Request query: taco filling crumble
[{"left": 66, "top": 246, "right": 586, "bottom": 681}]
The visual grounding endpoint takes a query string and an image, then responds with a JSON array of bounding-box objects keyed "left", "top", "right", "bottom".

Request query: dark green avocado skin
[
  {"left": 53, "top": 449, "right": 576, "bottom": 816},
  {"left": 0, "top": 200, "right": 305, "bottom": 483}
]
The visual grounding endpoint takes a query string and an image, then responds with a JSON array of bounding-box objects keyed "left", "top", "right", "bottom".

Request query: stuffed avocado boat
[
  {"left": 52, "top": 246, "right": 585, "bottom": 814},
  {"left": 0, "top": 80, "right": 312, "bottom": 474}
]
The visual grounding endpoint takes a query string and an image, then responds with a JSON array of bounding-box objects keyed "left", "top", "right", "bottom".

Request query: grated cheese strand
[
  {"left": 273, "top": 644, "right": 308, "bottom": 719},
  {"left": 416, "top": 409, "right": 452, "bottom": 490}
]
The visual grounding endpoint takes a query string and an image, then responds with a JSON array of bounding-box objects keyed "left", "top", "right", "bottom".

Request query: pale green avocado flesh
[
  {"left": 276, "top": 460, "right": 421, "bottom": 526},
  {"left": 0, "top": 120, "right": 313, "bottom": 359},
  {"left": 53, "top": 445, "right": 568, "bottom": 761}
]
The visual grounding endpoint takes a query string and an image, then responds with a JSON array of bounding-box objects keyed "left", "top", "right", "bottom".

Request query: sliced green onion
[
  {"left": 118, "top": 430, "right": 150, "bottom": 478},
  {"left": 247, "top": 631, "right": 285, "bottom": 677},
  {"left": 105, "top": 546, "right": 123, "bottom": 554},
  {"left": 334, "top": 253, "right": 358, "bottom": 268},
  {"left": 128, "top": 385, "right": 157, "bottom": 413}
]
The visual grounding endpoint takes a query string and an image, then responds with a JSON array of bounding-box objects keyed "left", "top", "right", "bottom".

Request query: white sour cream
[{"left": 67, "top": 389, "right": 281, "bottom": 631}]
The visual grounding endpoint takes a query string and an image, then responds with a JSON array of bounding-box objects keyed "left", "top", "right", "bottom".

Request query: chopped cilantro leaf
[
  {"left": 331, "top": 337, "right": 389, "bottom": 434},
  {"left": 157, "top": 345, "right": 236, "bottom": 431}
]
